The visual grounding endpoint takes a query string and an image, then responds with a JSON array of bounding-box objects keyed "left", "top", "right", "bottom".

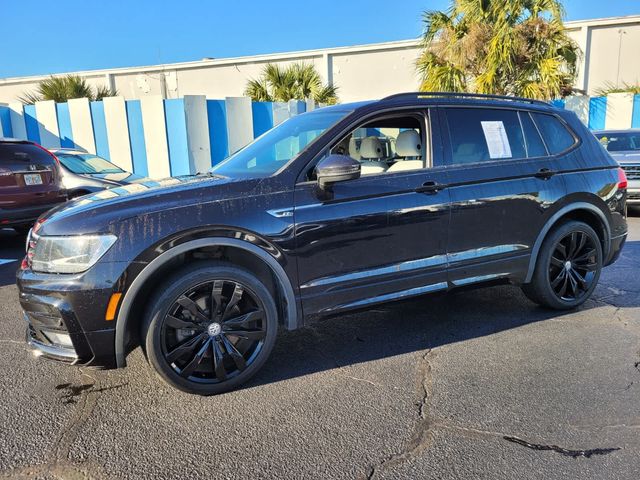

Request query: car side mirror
[{"left": 315, "top": 154, "right": 361, "bottom": 189}]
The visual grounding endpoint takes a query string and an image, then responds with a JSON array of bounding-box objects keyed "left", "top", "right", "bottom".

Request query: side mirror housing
[{"left": 315, "top": 154, "right": 361, "bottom": 189}]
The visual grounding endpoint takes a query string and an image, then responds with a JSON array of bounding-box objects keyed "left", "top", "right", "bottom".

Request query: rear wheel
[
  {"left": 142, "top": 262, "right": 278, "bottom": 395},
  {"left": 522, "top": 221, "right": 602, "bottom": 310}
]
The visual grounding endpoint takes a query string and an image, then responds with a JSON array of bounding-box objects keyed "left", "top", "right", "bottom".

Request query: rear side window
[
  {"left": 531, "top": 113, "right": 575, "bottom": 155},
  {"left": 445, "top": 108, "right": 526, "bottom": 164},
  {"left": 0, "top": 143, "right": 56, "bottom": 166},
  {"left": 519, "top": 112, "right": 547, "bottom": 157}
]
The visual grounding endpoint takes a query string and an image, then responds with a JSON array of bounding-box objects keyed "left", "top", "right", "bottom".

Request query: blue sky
[{"left": 2, "top": 0, "right": 638, "bottom": 78}]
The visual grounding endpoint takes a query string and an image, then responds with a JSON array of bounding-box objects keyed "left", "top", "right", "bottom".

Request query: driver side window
[{"left": 330, "top": 114, "right": 428, "bottom": 176}]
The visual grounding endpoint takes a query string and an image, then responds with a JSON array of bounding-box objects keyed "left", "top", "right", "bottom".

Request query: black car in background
[
  {"left": 51, "top": 148, "right": 147, "bottom": 199},
  {"left": 18, "top": 92, "right": 628, "bottom": 395},
  {"left": 0, "top": 138, "right": 67, "bottom": 234}
]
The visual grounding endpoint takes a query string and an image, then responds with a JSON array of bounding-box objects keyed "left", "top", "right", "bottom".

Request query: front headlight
[{"left": 31, "top": 234, "right": 117, "bottom": 274}]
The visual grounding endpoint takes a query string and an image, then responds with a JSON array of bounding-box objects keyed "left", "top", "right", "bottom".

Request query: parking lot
[{"left": 0, "top": 213, "right": 638, "bottom": 479}]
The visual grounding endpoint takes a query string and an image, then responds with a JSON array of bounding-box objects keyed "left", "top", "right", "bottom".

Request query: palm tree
[
  {"left": 416, "top": 0, "right": 579, "bottom": 100},
  {"left": 19, "top": 75, "right": 118, "bottom": 104},
  {"left": 245, "top": 63, "right": 338, "bottom": 104}
]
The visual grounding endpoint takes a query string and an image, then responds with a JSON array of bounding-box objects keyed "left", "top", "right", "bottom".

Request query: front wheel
[
  {"left": 142, "top": 262, "right": 278, "bottom": 395},
  {"left": 522, "top": 221, "right": 603, "bottom": 310}
]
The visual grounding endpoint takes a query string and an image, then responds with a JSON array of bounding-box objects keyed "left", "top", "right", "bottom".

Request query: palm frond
[
  {"left": 244, "top": 62, "right": 337, "bottom": 104},
  {"left": 416, "top": 0, "right": 579, "bottom": 100},
  {"left": 94, "top": 85, "right": 118, "bottom": 100}
]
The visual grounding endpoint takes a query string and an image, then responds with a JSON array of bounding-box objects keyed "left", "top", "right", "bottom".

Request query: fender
[
  {"left": 114, "top": 237, "right": 298, "bottom": 368},
  {"left": 524, "top": 202, "right": 611, "bottom": 283}
]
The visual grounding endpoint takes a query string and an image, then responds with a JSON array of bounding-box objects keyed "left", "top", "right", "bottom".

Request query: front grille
[
  {"left": 628, "top": 192, "right": 640, "bottom": 200},
  {"left": 622, "top": 165, "right": 640, "bottom": 180}
]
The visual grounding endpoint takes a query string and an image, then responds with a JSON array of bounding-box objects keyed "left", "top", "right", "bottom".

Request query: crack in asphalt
[
  {"left": 502, "top": 435, "right": 621, "bottom": 458},
  {"left": 363, "top": 349, "right": 435, "bottom": 480},
  {"left": 359, "top": 344, "right": 625, "bottom": 478}
]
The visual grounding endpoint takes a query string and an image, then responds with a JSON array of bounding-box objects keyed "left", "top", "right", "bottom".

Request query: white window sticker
[{"left": 481, "top": 121, "right": 512, "bottom": 159}]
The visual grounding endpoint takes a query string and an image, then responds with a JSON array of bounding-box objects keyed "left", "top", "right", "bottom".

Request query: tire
[
  {"left": 142, "top": 261, "right": 278, "bottom": 395},
  {"left": 522, "top": 220, "right": 603, "bottom": 310}
]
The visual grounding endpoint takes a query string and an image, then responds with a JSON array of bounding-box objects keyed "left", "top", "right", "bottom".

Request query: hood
[
  {"left": 38, "top": 174, "right": 260, "bottom": 236},
  {"left": 609, "top": 151, "right": 640, "bottom": 165}
]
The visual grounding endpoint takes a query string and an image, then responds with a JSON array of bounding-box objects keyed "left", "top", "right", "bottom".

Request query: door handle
[
  {"left": 415, "top": 181, "right": 446, "bottom": 194},
  {"left": 535, "top": 168, "right": 556, "bottom": 180}
]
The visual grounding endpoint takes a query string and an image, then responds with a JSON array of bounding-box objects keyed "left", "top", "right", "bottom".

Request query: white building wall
[{"left": 331, "top": 46, "right": 420, "bottom": 101}]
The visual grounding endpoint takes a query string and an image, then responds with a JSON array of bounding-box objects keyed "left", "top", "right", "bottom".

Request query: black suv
[{"left": 18, "top": 93, "right": 628, "bottom": 395}]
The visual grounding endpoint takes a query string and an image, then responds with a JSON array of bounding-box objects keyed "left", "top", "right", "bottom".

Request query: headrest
[
  {"left": 360, "top": 136, "right": 383, "bottom": 159},
  {"left": 348, "top": 137, "right": 361, "bottom": 160},
  {"left": 396, "top": 130, "right": 422, "bottom": 158}
]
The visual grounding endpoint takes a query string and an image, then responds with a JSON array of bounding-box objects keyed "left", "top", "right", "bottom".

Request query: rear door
[
  {"left": 439, "top": 106, "right": 568, "bottom": 285},
  {"left": 0, "top": 142, "right": 64, "bottom": 210}
]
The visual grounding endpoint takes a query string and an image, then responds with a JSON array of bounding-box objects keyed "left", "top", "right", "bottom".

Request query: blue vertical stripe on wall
[
  {"left": 588, "top": 97, "right": 607, "bottom": 130},
  {"left": 631, "top": 94, "right": 640, "bottom": 129},
  {"left": 55, "top": 103, "right": 74, "bottom": 148},
  {"left": 23, "top": 105, "right": 41, "bottom": 143},
  {"left": 0, "top": 106, "right": 12, "bottom": 137},
  {"left": 164, "top": 99, "right": 190, "bottom": 176},
  {"left": 252, "top": 102, "right": 274, "bottom": 138},
  {"left": 551, "top": 99, "right": 565, "bottom": 109},
  {"left": 207, "top": 100, "right": 228, "bottom": 165},
  {"left": 90, "top": 101, "right": 110, "bottom": 159},
  {"left": 125, "top": 100, "right": 148, "bottom": 176}
]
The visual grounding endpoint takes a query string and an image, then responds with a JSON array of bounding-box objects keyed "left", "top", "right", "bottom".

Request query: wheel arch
[
  {"left": 114, "top": 237, "right": 298, "bottom": 368},
  {"left": 524, "top": 202, "right": 610, "bottom": 283}
]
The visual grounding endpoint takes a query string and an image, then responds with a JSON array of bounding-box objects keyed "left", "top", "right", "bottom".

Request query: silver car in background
[
  {"left": 594, "top": 129, "right": 640, "bottom": 204},
  {"left": 51, "top": 148, "right": 148, "bottom": 199}
]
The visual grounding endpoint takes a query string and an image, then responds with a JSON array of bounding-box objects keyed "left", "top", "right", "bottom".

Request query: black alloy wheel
[
  {"left": 143, "top": 262, "right": 278, "bottom": 395},
  {"left": 522, "top": 221, "right": 603, "bottom": 310},
  {"left": 548, "top": 230, "right": 598, "bottom": 302}
]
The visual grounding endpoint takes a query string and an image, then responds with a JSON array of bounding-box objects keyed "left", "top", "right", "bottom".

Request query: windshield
[
  {"left": 57, "top": 153, "right": 126, "bottom": 174},
  {"left": 595, "top": 132, "right": 640, "bottom": 152},
  {"left": 210, "top": 109, "right": 350, "bottom": 178}
]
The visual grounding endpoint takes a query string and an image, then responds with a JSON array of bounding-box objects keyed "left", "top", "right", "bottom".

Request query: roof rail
[{"left": 381, "top": 92, "right": 551, "bottom": 106}]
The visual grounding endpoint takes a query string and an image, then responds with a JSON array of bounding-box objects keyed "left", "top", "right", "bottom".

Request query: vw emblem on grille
[{"left": 207, "top": 323, "right": 222, "bottom": 337}]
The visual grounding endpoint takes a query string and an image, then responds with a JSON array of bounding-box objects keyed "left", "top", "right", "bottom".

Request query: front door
[{"left": 293, "top": 109, "right": 451, "bottom": 318}]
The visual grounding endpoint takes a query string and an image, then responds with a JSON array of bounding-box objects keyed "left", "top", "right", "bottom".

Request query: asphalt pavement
[{"left": 0, "top": 212, "right": 639, "bottom": 479}]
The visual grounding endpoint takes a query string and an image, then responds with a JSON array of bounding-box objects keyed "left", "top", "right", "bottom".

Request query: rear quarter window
[{"left": 531, "top": 113, "right": 576, "bottom": 155}]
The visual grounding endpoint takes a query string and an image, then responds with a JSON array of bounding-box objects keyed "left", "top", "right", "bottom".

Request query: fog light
[{"left": 43, "top": 330, "right": 73, "bottom": 348}]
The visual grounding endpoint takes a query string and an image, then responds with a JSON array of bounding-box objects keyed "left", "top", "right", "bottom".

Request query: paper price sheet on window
[{"left": 481, "top": 121, "right": 512, "bottom": 159}]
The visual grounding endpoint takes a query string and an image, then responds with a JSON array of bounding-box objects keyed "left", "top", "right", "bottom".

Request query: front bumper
[
  {"left": 26, "top": 320, "right": 78, "bottom": 363},
  {"left": 18, "top": 261, "right": 129, "bottom": 369}
]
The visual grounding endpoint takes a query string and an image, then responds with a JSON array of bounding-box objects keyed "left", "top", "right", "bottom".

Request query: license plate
[{"left": 24, "top": 174, "right": 43, "bottom": 186}]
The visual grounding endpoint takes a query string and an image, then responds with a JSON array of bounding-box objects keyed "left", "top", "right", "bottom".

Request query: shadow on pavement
[
  {"left": 247, "top": 239, "right": 640, "bottom": 390},
  {"left": 0, "top": 229, "right": 24, "bottom": 287}
]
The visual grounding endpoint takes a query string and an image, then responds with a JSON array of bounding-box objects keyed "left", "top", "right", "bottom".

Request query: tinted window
[
  {"left": 595, "top": 132, "right": 640, "bottom": 152},
  {"left": 445, "top": 108, "right": 526, "bottom": 164},
  {"left": 0, "top": 143, "right": 56, "bottom": 166},
  {"left": 57, "top": 154, "right": 125, "bottom": 174},
  {"left": 532, "top": 113, "right": 575, "bottom": 155},
  {"left": 519, "top": 112, "right": 547, "bottom": 157}
]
